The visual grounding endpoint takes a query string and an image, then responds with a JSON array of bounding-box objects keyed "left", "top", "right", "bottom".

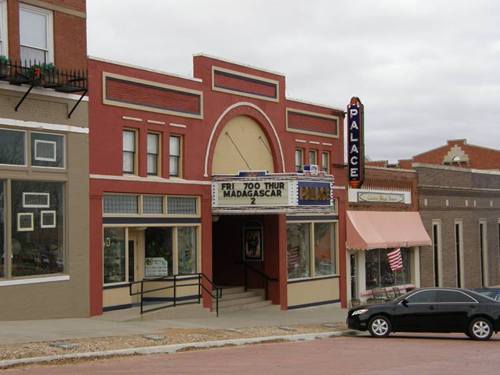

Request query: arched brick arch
[{"left": 204, "top": 102, "right": 285, "bottom": 177}]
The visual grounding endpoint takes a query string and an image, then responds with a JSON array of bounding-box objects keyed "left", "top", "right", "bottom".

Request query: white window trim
[
  {"left": 0, "top": 0, "right": 9, "bottom": 56},
  {"left": 0, "top": 275, "right": 69, "bottom": 287},
  {"left": 40, "top": 210, "right": 56, "bottom": 228},
  {"left": 17, "top": 212, "right": 34, "bottom": 232},
  {"left": 23, "top": 192, "right": 50, "bottom": 208},
  {"left": 34, "top": 139, "right": 57, "bottom": 162},
  {"left": 19, "top": 3, "right": 54, "bottom": 63}
]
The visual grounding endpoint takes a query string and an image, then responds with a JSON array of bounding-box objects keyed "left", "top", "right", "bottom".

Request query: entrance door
[{"left": 127, "top": 231, "right": 144, "bottom": 303}]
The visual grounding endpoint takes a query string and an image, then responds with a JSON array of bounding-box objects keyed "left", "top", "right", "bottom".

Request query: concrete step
[
  {"left": 218, "top": 300, "right": 273, "bottom": 313},
  {"left": 219, "top": 290, "right": 264, "bottom": 301},
  {"left": 219, "top": 287, "right": 245, "bottom": 295},
  {"left": 216, "top": 295, "right": 266, "bottom": 308}
]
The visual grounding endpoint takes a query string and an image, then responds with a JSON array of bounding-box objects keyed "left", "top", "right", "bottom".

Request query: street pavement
[{"left": 4, "top": 333, "right": 500, "bottom": 374}]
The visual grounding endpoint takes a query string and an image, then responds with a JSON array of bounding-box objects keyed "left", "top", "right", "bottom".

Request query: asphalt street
[{"left": 4, "top": 333, "right": 500, "bottom": 375}]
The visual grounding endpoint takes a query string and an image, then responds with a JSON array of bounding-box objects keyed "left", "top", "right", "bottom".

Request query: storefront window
[
  {"left": 145, "top": 227, "right": 173, "bottom": 277},
  {"left": 31, "top": 132, "right": 65, "bottom": 168},
  {"left": 0, "top": 182, "right": 4, "bottom": 278},
  {"left": 0, "top": 129, "right": 25, "bottom": 166},
  {"left": 365, "top": 248, "right": 412, "bottom": 290},
  {"left": 287, "top": 223, "right": 310, "bottom": 279},
  {"left": 103, "top": 228, "right": 126, "bottom": 284},
  {"left": 11, "top": 181, "right": 64, "bottom": 277},
  {"left": 314, "top": 222, "right": 336, "bottom": 276},
  {"left": 178, "top": 227, "right": 197, "bottom": 274}
]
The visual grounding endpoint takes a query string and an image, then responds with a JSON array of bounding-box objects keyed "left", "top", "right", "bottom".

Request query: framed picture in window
[
  {"left": 34, "top": 140, "right": 57, "bottom": 162},
  {"left": 40, "top": 210, "right": 56, "bottom": 228},
  {"left": 243, "top": 224, "right": 263, "bottom": 261},
  {"left": 17, "top": 213, "right": 34, "bottom": 232}
]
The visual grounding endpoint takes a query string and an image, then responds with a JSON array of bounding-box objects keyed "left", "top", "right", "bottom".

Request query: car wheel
[
  {"left": 368, "top": 316, "right": 391, "bottom": 337},
  {"left": 468, "top": 317, "right": 493, "bottom": 341}
]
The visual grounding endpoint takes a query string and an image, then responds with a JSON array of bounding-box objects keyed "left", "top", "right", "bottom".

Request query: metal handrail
[
  {"left": 128, "top": 273, "right": 222, "bottom": 316},
  {"left": 238, "top": 261, "right": 278, "bottom": 300}
]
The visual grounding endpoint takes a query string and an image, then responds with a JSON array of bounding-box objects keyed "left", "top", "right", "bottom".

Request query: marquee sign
[
  {"left": 214, "top": 180, "right": 291, "bottom": 207},
  {"left": 348, "top": 97, "right": 364, "bottom": 188},
  {"left": 212, "top": 175, "right": 335, "bottom": 213}
]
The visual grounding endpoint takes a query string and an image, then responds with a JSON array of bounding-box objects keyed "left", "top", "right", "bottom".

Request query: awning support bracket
[
  {"left": 68, "top": 89, "right": 87, "bottom": 118},
  {"left": 14, "top": 84, "right": 35, "bottom": 112}
]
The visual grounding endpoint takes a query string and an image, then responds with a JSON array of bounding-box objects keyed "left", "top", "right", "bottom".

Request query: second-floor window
[
  {"left": 19, "top": 4, "right": 53, "bottom": 63},
  {"left": 295, "top": 148, "right": 304, "bottom": 172},
  {"left": 321, "top": 152, "right": 330, "bottom": 173},
  {"left": 147, "top": 133, "right": 160, "bottom": 176},
  {"left": 0, "top": 0, "right": 8, "bottom": 56},
  {"left": 309, "top": 150, "right": 317, "bottom": 165},
  {"left": 123, "top": 130, "right": 136, "bottom": 174},
  {"left": 169, "top": 135, "right": 181, "bottom": 177}
]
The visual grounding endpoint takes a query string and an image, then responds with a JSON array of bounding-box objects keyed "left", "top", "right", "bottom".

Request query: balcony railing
[{"left": 0, "top": 59, "right": 87, "bottom": 116}]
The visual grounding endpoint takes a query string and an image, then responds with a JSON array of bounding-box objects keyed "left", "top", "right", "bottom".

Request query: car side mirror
[{"left": 401, "top": 299, "right": 409, "bottom": 307}]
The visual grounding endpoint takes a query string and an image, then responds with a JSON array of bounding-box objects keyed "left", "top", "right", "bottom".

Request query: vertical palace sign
[{"left": 348, "top": 97, "right": 365, "bottom": 188}]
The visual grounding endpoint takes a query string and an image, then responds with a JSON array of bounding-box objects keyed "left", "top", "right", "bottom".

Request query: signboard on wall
[
  {"left": 348, "top": 188, "right": 411, "bottom": 204},
  {"left": 347, "top": 97, "right": 365, "bottom": 188},
  {"left": 214, "top": 180, "right": 291, "bottom": 207},
  {"left": 212, "top": 175, "right": 334, "bottom": 213},
  {"left": 297, "top": 181, "right": 332, "bottom": 206},
  {"left": 144, "top": 257, "right": 168, "bottom": 278}
]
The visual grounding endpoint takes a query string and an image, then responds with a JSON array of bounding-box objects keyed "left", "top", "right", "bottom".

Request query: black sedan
[
  {"left": 347, "top": 288, "right": 500, "bottom": 340},
  {"left": 474, "top": 288, "right": 500, "bottom": 302}
]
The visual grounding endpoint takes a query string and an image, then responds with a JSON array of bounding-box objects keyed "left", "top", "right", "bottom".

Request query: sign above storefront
[
  {"left": 212, "top": 174, "right": 335, "bottom": 214},
  {"left": 348, "top": 188, "right": 411, "bottom": 205},
  {"left": 348, "top": 97, "right": 365, "bottom": 189}
]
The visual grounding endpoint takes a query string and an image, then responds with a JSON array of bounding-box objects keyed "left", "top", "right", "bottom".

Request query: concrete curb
[{"left": 0, "top": 330, "right": 359, "bottom": 369}]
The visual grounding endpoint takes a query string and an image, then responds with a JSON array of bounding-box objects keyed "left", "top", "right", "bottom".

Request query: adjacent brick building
[{"left": 0, "top": 0, "right": 88, "bottom": 319}]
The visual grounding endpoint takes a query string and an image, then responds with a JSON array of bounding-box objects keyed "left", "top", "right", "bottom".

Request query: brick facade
[{"left": 416, "top": 164, "right": 500, "bottom": 288}]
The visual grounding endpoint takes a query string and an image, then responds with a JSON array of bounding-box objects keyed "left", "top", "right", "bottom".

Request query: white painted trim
[
  {"left": 322, "top": 142, "right": 333, "bottom": 146},
  {"left": 0, "top": 0, "right": 8, "bottom": 56},
  {"left": 19, "top": 3, "right": 54, "bottom": 63},
  {"left": 0, "top": 275, "right": 69, "bottom": 287},
  {"left": 0, "top": 117, "right": 88, "bottom": 134},
  {"left": 366, "top": 165, "right": 417, "bottom": 173},
  {"left": 169, "top": 123, "right": 187, "bottom": 128},
  {"left": 89, "top": 55, "right": 202, "bottom": 83},
  {"left": 23, "top": 192, "right": 50, "bottom": 208},
  {"left": 40, "top": 210, "right": 56, "bottom": 228},
  {"left": 295, "top": 139, "right": 307, "bottom": 143},
  {"left": 212, "top": 66, "right": 280, "bottom": 102},
  {"left": 203, "top": 102, "right": 286, "bottom": 177},
  {"left": 103, "top": 71, "right": 203, "bottom": 120},
  {"left": 34, "top": 139, "right": 57, "bottom": 162},
  {"left": 90, "top": 174, "right": 211, "bottom": 186},
  {"left": 122, "top": 116, "right": 143, "bottom": 122},
  {"left": 0, "top": 81, "right": 89, "bottom": 102},
  {"left": 309, "top": 141, "right": 320, "bottom": 145},
  {"left": 146, "top": 120, "right": 165, "bottom": 125},
  {"left": 194, "top": 53, "right": 285, "bottom": 76},
  {"left": 286, "top": 97, "right": 345, "bottom": 112}
]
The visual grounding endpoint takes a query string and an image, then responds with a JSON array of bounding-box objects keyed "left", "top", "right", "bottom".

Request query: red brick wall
[
  {"left": 413, "top": 140, "right": 500, "bottom": 170},
  {"left": 7, "top": 0, "right": 87, "bottom": 70},
  {"left": 287, "top": 110, "right": 338, "bottom": 136}
]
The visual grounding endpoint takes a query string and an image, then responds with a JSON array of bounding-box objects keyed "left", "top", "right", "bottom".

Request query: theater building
[
  {"left": 88, "top": 55, "right": 347, "bottom": 315},
  {"left": 0, "top": 0, "right": 88, "bottom": 319},
  {"left": 346, "top": 166, "right": 431, "bottom": 305}
]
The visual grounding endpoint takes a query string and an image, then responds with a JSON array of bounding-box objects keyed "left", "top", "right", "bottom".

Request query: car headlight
[{"left": 351, "top": 308, "right": 369, "bottom": 316}]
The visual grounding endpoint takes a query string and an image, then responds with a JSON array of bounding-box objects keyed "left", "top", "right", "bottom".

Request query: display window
[{"left": 365, "top": 248, "right": 412, "bottom": 289}]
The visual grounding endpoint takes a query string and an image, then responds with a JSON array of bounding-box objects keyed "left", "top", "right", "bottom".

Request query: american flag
[{"left": 387, "top": 248, "right": 403, "bottom": 272}]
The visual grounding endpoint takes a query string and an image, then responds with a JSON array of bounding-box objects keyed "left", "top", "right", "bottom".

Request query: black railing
[
  {"left": 240, "top": 261, "right": 278, "bottom": 300},
  {"left": 0, "top": 59, "right": 87, "bottom": 116},
  {"left": 129, "top": 273, "right": 222, "bottom": 316}
]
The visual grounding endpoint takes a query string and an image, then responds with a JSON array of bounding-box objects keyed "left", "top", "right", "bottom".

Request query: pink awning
[{"left": 347, "top": 211, "right": 432, "bottom": 250}]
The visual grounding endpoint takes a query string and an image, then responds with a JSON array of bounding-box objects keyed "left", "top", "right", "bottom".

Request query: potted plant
[
  {"left": 0, "top": 55, "right": 9, "bottom": 79},
  {"left": 27, "top": 63, "right": 59, "bottom": 87}
]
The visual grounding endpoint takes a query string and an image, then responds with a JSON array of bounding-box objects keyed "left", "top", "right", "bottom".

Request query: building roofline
[
  {"left": 286, "top": 97, "right": 345, "bottom": 113},
  {"left": 88, "top": 55, "right": 203, "bottom": 83},
  {"left": 193, "top": 53, "right": 285, "bottom": 77},
  {"left": 366, "top": 165, "right": 417, "bottom": 173},
  {"left": 412, "top": 162, "right": 500, "bottom": 176}
]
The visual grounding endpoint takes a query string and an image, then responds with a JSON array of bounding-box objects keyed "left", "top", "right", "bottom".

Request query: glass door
[{"left": 350, "top": 253, "right": 357, "bottom": 300}]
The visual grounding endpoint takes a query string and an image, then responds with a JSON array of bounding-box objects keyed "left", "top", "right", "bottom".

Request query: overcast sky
[{"left": 87, "top": 0, "right": 500, "bottom": 162}]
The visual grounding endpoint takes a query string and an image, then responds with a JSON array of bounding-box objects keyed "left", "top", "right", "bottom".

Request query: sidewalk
[{"left": 0, "top": 303, "right": 348, "bottom": 367}]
